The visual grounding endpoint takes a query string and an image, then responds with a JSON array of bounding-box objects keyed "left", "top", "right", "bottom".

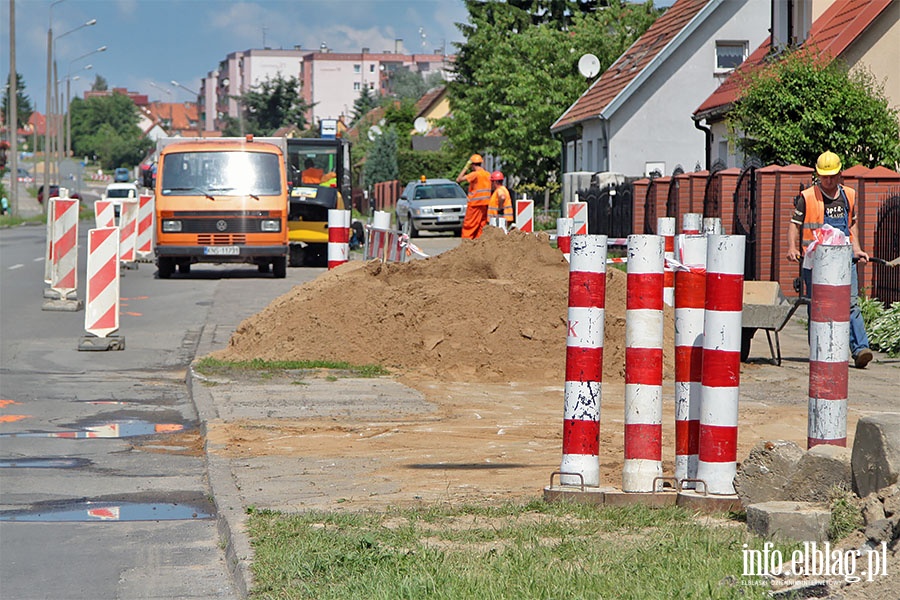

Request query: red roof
[
  {"left": 551, "top": 0, "right": 710, "bottom": 133},
  {"left": 694, "top": 0, "right": 892, "bottom": 117}
]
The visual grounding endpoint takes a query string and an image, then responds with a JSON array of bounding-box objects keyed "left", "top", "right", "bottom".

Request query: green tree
[
  {"left": 91, "top": 75, "right": 108, "bottom": 92},
  {"left": 387, "top": 68, "right": 444, "bottom": 100},
  {"left": 235, "top": 75, "right": 311, "bottom": 136},
  {"left": 446, "top": 0, "right": 658, "bottom": 184},
  {"left": 70, "top": 92, "right": 152, "bottom": 169},
  {"left": 727, "top": 50, "right": 900, "bottom": 169},
  {"left": 2, "top": 72, "right": 34, "bottom": 132},
  {"left": 363, "top": 126, "right": 399, "bottom": 186},
  {"left": 351, "top": 86, "right": 379, "bottom": 126}
]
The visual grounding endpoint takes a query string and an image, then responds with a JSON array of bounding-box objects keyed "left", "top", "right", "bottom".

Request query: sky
[{"left": 1, "top": 0, "right": 471, "bottom": 113}]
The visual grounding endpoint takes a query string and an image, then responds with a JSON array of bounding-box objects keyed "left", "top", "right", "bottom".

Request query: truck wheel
[
  {"left": 272, "top": 257, "right": 287, "bottom": 278},
  {"left": 289, "top": 245, "right": 304, "bottom": 267},
  {"left": 158, "top": 257, "right": 174, "bottom": 279},
  {"left": 258, "top": 261, "right": 270, "bottom": 273},
  {"left": 177, "top": 262, "right": 191, "bottom": 274}
]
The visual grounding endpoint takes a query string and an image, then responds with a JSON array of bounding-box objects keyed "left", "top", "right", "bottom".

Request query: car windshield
[
  {"left": 415, "top": 184, "right": 466, "bottom": 200},
  {"left": 160, "top": 151, "right": 283, "bottom": 196},
  {"left": 107, "top": 188, "right": 136, "bottom": 199}
]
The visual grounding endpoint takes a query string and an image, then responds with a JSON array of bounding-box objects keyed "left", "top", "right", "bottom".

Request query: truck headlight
[
  {"left": 162, "top": 220, "right": 182, "bottom": 232},
  {"left": 260, "top": 219, "right": 281, "bottom": 232}
]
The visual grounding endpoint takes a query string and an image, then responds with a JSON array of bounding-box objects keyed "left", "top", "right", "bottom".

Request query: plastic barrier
[
  {"left": 516, "top": 199, "right": 534, "bottom": 233},
  {"left": 135, "top": 194, "right": 155, "bottom": 261},
  {"left": 78, "top": 227, "right": 124, "bottom": 351},
  {"left": 42, "top": 197, "right": 82, "bottom": 311},
  {"left": 118, "top": 199, "right": 139, "bottom": 264},
  {"left": 94, "top": 200, "right": 116, "bottom": 229},
  {"left": 327, "top": 209, "right": 351, "bottom": 269},
  {"left": 567, "top": 201, "right": 588, "bottom": 235}
]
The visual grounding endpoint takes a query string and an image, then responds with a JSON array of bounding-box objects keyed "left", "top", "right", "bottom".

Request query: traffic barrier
[
  {"left": 364, "top": 226, "right": 406, "bottom": 262},
  {"left": 516, "top": 199, "right": 534, "bottom": 233},
  {"left": 560, "top": 234, "right": 607, "bottom": 487},
  {"left": 118, "top": 200, "right": 139, "bottom": 265},
  {"left": 43, "top": 197, "right": 83, "bottom": 310},
  {"left": 135, "top": 194, "right": 155, "bottom": 261},
  {"left": 674, "top": 234, "right": 707, "bottom": 488},
  {"left": 623, "top": 234, "right": 665, "bottom": 492},
  {"left": 658, "top": 217, "right": 675, "bottom": 306},
  {"left": 556, "top": 217, "right": 572, "bottom": 262},
  {"left": 683, "top": 213, "right": 702, "bottom": 235},
  {"left": 696, "top": 234, "right": 744, "bottom": 495},
  {"left": 567, "top": 201, "right": 588, "bottom": 235},
  {"left": 79, "top": 227, "right": 124, "bottom": 351},
  {"left": 43, "top": 187, "right": 70, "bottom": 287},
  {"left": 489, "top": 216, "right": 509, "bottom": 232},
  {"left": 808, "top": 244, "right": 851, "bottom": 448},
  {"left": 94, "top": 200, "right": 116, "bottom": 229},
  {"left": 702, "top": 217, "right": 722, "bottom": 235},
  {"left": 327, "top": 209, "right": 350, "bottom": 269}
]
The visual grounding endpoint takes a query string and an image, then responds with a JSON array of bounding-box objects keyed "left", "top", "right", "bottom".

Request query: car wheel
[
  {"left": 272, "top": 256, "right": 287, "bottom": 278},
  {"left": 158, "top": 257, "right": 174, "bottom": 279},
  {"left": 408, "top": 213, "right": 418, "bottom": 238}
]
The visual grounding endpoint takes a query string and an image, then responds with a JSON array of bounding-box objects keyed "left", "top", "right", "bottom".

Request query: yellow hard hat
[
  {"left": 469, "top": 154, "right": 483, "bottom": 164},
  {"left": 815, "top": 151, "right": 842, "bottom": 176}
]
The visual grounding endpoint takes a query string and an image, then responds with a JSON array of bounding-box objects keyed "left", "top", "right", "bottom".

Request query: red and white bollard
[
  {"left": 135, "top": 194, "right": 155, "bottom": 261},
  {"left": 118, "top": 199, "right": 139, "bottom": 265},
  {"left": 696, "top": 234, "right": 744, "bottom": 495},
  {"left": 94, "top": 200, "right": 116, "bottom": 229},
  {"left": 516, "top": 198, "right": 534, "bottom": 233},
  {"left": 327, "top": 209, "right": 350, "bottom": 269},
  {"left": 560, "top": 234, "right": 607, "bottom": 487},
  {"left": 658, "top": 217, "right": 675, "bottom": 306},
  {"left": 683, "top": 213, "right": 702, "bottom": 235},
  {"left": 674, "top": 234, "right": 707, "bottom": 488},
  {"left": 567, "top": 201, "right": 588, "bottom": 236},
  {"left": 808, "top": 244, "right": 852, "bottom": 448},
  {"left": 702, "top": 217, "right": 722, "bottom": 235},
  {"left": 623, "top": 234, "right": 665, "bottom": 492},
  {"left": 42, "top": 197, "right": 82, "bottom": 310},
  {"left": 79, "top": 227, "right": 124, "bottom": 351},
  {"left": 556, "top": 217, "right": 572, "bottom": 262}
]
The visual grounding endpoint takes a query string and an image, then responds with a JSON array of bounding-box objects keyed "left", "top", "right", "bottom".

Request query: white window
[
  {"left": 354, "top": 64, "right": 361, "bottom": 74},
  {"left": 353, "top": 82, "right": 361, "bottom": 91},
  {"left": 715, "top": 41, "right": 747, "bottom": 73},
  {"left": 369, "top": 64, "right": 375, "bottom": 73}
]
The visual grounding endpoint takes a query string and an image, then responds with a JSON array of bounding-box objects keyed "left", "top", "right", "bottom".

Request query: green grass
[
  {"left": 194, "top": 356, "right": 390, "bottom": 378},
  {"left": 246, "top": 501, "right": 791, "bottom": 599}
]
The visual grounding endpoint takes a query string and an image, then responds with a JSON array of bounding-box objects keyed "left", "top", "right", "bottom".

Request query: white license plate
[
  {"left": 204, "top": 246, "right": 240, "bottom": 256},
  {"left": 437, "top": 214, "right": 459, "bottom": 222}
]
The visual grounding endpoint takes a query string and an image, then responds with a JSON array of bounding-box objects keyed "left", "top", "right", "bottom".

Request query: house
[
  {"left": 550, "top": 0, "right": 769, "bottom": 180},
  {"left": 410, "top": 85, "right": 450, "bottom": 151},
  {"left": 693, "top": 0, "right": 899, "bottom": 169}
]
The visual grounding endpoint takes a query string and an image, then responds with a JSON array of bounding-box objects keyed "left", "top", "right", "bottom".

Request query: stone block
[
  {"left": 746, "top": 501, "right": 831, "bottom": 543},
  {"left": 879, "top": 484, "right": 900, "bottom": 517},
  {"left": 851, "top": 414, "right": 900, "bottom": 498},
  {"left": 735, "top": 440, "right": 804, "bottom": 506},
  {"left": 786, "top": 444, "right": 852, "bottom": 502},
  {"left": 861, "top": 493, "right": 886, "bottom": 525}
]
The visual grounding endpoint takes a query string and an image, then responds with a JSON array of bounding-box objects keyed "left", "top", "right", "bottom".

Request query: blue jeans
[{"left": 801, "top": 265, "right": 870, "bottom": 356}]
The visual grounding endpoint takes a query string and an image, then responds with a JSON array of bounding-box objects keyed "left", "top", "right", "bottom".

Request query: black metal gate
[
  {"left": 703, "top": 159, "right": 727, "bottom": 219},
  {"left": 578, "top": 180, "right": 634, "bottom": 239},
  {"left": 644, "top": 177, "right": 659, "bottom": 234},
  {"left": 872, "top": 191, "right": 900, "bottom": 306},
  {"left": 665, "top": 165, "right": 684, "bottom": 218},
  {"left": 732, "top": 160, "right": 761, "bottom": 280}
]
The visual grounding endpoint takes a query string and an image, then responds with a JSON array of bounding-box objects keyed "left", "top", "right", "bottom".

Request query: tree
[
  {"left": 727, "top": 50, "right": 900, "bottom": 169},
  {"left": 234, "top": 75, "right": 311, "bottom": 136},
  {"left": 445, "top": 0, "right": 658, "bottom": 185},
  {"left": 91, "top": 75, "right": 108, "bottom": 92},
  {"left": 363, "top": 126, "right": 399, "bottom": 186},
  {"left": 386, "top": 68, "right": 444, "bottom": 100},
  {"left": 2, "top": 72, "right": 34, "bottom": 132},
  {"left": 351, "top": 87, "right": 379, "bottom": 126},
  {"left": 70, "top": 92, "right": 152, "bottom": 168}
]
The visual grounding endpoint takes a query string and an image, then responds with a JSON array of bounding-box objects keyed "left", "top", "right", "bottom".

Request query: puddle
[
  {"left": 0, "top": 420, "right": 188, "bottom": 439},
  {"left": 0, "top": 457, "right": 92, "bottom": 469},
  {"left": 0, "top": 500, "right": 213, "bottom": 522}
]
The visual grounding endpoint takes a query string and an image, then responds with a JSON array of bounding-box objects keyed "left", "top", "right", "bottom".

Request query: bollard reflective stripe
[
  {"left": 682, "top": 213, "right": 702, "bottom": 235},
  {"left": 327, "top": 209, "right": 351, "bottom": 269}
]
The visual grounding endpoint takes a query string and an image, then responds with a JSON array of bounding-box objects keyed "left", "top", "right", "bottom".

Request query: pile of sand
[{"left": 212, "top": 227, "right": 675, "bottom": 383}]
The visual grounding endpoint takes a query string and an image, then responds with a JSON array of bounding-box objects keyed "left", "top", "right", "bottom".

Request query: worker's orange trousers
[{"left": 462, "top": 202, "right": 489, "bottom": 239}]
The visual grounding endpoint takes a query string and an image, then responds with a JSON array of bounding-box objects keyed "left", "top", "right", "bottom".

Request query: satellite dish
[
  {"left": 578, "top": 53, "right": 601, "bottom": 78},
  {"left": 414, "top": 117, "right": 428, "bottom": 134},
  {"left": 367, "top": 125, "right": 383, "bottom": 141}
]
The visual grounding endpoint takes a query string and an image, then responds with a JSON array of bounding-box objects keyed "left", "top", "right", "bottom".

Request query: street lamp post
[{"left": 171, "top": 80, "right": 202, "bottom": 138}]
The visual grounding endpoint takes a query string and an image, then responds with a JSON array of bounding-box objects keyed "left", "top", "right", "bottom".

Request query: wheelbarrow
[{"left": 741, "top": 281, "right": 808, "bottom": 366}]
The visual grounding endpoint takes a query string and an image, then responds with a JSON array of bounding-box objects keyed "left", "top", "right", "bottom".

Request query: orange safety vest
[
  {"left": 799, "top": 184, "right": 856, "bottom": 248},
  {"left": 464, "top": 169, "right": 492, "bottom": 206},
  {"left": 488, "top": 185, "right": 513, "bottom": 221},
  {"left": 301, "top": 167, "right": 324, "bottom": 184}
]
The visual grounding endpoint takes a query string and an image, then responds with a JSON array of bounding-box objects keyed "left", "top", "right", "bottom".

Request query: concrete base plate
[
  {"left": 42, "top": 288, "right": 78, "bottom": 300},
  {"left": 42, "top": 298, "right": 84, "bottom": 312},
  {"left": 78, "top": 335, "right": 125, "bottom": 351},
  {"left": 543, "top": 485, "right": 615, "bottom": 505},
  {"left": 121, "top": 261, "right": 139, "bottom": 270},
  {"left": 604, "top": 490, "right": 678, "bottom": 507},
  {"left": 676, "top": 490, "right": 742, "bottom": 514}
]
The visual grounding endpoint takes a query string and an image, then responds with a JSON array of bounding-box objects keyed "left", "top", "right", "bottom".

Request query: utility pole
[{"left": 9, "top": 0, "right": 19, "bottom": 216}]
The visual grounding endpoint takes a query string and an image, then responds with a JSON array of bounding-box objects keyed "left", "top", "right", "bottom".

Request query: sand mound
[{"left": 211, "top": 227, "right": 675, "bottom": 383}]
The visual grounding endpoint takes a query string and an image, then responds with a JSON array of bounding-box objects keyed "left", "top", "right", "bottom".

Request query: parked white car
[{"left": 103, "top": 182, "right": 139, "bottom": 217}]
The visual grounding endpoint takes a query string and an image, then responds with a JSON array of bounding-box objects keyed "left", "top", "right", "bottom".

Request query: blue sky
[{"left": 1, "top": 0, "right": 470, "bottom": 112}]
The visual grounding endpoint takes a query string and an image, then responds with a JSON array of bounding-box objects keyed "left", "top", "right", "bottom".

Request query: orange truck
[{"left": 154, "top": 136, "right": 289, "bottom": 278}]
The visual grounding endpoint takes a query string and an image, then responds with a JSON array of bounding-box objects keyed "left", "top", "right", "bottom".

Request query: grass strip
[{"left": 195, "top": 356, "right": 390, "bottom": 378}]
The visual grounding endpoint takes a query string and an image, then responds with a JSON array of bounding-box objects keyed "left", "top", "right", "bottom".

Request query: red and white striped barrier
[
  {"left": 623, "top": 234, "right": 665, "bottom": 492},
  {"left": 808, "top": 244, "right": 851, "bottom": 448},
  {"left": 560, "top": 234, "right": 607, "bottom": 487},
  {"left": 365, "top": 227, "right": 406, "bottom": 262},
  {"left": 48, "top": 198, "right": 80, "bottom": 299},
  {"left": 94, "top": 200, "right": 116, "bottom": 229},
  {"left": 327, "top": 209, "right": 351, "bottom": 269},
  {"left": 135, "top": 194, "right": 155, "bottom": 260},
  {"left": 696, "top": 234, "right": 744, "bottom": 495},
  {"left": 567, "top": 201, "right": 588, "bottom": 236},
  {"left": 516, "top": 199, "right": 534, "bottom": 233},
  {"left": 702, "top": 217, "right": 722, "bottom": 235},
  {"left": 118, "top": 200, "right": 139, "bottom": 264},
  {"left": 683, "top": 213, "right": 702, "bottom": 235},
  {"left": 84, "top": 227, "right": 121, "bottom": 338},
  {"left": 658, "top": 217, "right": 675, "bottom": 306},
  {"left": 43, "top": 188, "right": 71, "bottom": 286},
  {"left": 556, "top": 217, "right": 572, "bottom": 262},
  {"left": 674, "top": 234, "right": 707, "bottom": 488}
]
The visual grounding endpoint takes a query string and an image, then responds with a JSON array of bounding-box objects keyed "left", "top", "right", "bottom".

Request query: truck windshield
[{"left": 160, "top": 151, "right": 282, "bottom": 196}]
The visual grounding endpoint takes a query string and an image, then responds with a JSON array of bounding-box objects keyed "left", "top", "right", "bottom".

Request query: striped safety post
[
  {"left": 556, "top": 217, "right": 572, "bottom": 262},
  {"left": 808, "top": 244, "right": 852, "bottom": 448},
  {"left": 696, "top": 234, "right": 745, "bottom": 495},
  {"left": 83, "top": 227, "right": 121, "bottom": 339},
  {"left": 48, "top": 197, "right": 80, "bottom": 300},
  {"left": 516, "top": 199, "right": 534, "bottom": 233},
  {"left": 567, "top": 201, "right": 588, "bottom": 236},
  {"left": 94, "top": 200, "right": 116, "bottom": 229},
  {"left": 560, "top": 234, "right": 607, "bottom": 487},
  {"left": 623, "top": 234, "right": 665, "bottom": 492},
  {"left": 683, "top": 213, "right": 702, "bottom": 235},
  {"left": 674, "top": 234, "right": 707, "bottom": 488},
  {"left": 658, "top": 217, "right": 675, "bottom": 306},
  {"left": 135, "top": 194, "right": 155, "bottom": 261},
  {"left": 327, "top": 209, "right": 351, "bottom": 269},
  {"left": 118, "top": 200, "right": 139, "bottom": 264},
  {"left": 702, "top": 217, "right": 722, "bottom": 235}
]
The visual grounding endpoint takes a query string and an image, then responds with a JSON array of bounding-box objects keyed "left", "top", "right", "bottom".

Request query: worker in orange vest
[
  {"left": 456, "top": 153, "right": 492, "bottom": 239},
  {"left": 301, "top": 158, "right": 324, "bottom": 184},
  {"left": 488, "top": 170, "right": 513, "bottom": 227}
]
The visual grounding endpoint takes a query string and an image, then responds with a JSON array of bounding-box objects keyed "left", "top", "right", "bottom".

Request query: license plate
[
  {"left": 204, "top": 246, "right": 239, "bottom": 256},
  {"left": 437, "top": 214, "right": 459, "bottom": 222}
]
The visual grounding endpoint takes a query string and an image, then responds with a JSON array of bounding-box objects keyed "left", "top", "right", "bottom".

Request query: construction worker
[
  {"left": 786, "top": 150, "right": 873, "bottom": 368},
  {"left": 301, "top": 158, "right": 324, "bottom": 184},
  {"left": 488, "top": 170, "right": 513, "bottom": 227},
  {"left": 456, "top": 153, "right": 492, "bottom": 239}
]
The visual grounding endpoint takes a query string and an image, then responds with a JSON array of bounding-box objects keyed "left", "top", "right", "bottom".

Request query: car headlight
[
  {"left": 413, "top": 207, "right": 434, "bottom": 216},
  {"left": 260, "top": 219, "right": 281, "bottom": 232},
  {"left": 162, "top": 220, "right": 182, "bottom": 232}
]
